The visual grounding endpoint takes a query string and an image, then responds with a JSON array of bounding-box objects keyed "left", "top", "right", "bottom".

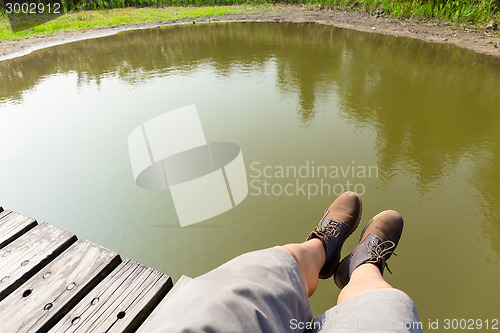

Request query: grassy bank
[
  {"left": 58, "top": 0, "right": 500, "bottom": 26},
  {"left": 55, "top": 0, "right": 499, "bottom": 23},
  {"left": 325, "top": 0, "right": 500, "bottom": 26},
  {"left": 54, "top": 0, "right": 500, "bottom": 25},
  {"left": 0, "top": 0, "right": 498, "bottom": 42},
  {"left": 0, "top": 5, "right": 262, "bottom": 41}
]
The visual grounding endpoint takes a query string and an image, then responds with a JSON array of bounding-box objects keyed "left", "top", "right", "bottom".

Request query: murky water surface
[{"left": 1, "top": 22, "right": 500, "bottom": 325}]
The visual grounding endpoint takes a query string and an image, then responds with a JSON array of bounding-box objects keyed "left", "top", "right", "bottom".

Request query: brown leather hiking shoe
[
  {"left": 306, "top": 192, "right": 362, "bottom": 279},
  {"left": 334, "top": 210, "right": 403, "bottom": 288}
]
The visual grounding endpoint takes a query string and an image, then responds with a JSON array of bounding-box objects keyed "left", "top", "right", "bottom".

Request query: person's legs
[
  {"left": 144, "top": 192, "right": 362, "bottom": 333},
  {"left": 334, "top": 210, "right": 404, "bottom": 291},
  {"left": 337, "top": 263, "right": 404, "bottom": 304},
  {"left": 277, "top": 238, "right": 324, "bottom": 296},
  {"left": 279, "top": 206, "right": 410, "bottom": 305},
  {"left": 312, "top": 210, "right": 421, "bottom": 333},
  {"left": 143, "top": 246, "right": 315, "bottom": 333},
  {"left": 335, "top": 209, "right": 407, "bottom": 304},
  {"left": 315, "top": 287, "right": 421, "bottom": 333},
  {"left": 278, "top": 191, "right": 362, "bottom": 297}
]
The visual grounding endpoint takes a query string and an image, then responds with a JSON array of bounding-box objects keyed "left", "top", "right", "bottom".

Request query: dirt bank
[{"left": 0, "top": 4, "right": 499, "bottom": 61}]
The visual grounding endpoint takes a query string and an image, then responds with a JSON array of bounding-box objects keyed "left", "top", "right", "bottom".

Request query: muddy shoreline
[{"left": 0, "top": 4, "right": 499, "bottom": 61}]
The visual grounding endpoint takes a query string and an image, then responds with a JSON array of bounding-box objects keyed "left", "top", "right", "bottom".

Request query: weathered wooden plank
[
  {"left": 50, "top": 258, "right": 172, "bottom": 333},
  {"left": 0, "top": 238, "right": 121, "bottom": 333},
  {"left": 0, "top": 210, "right": 37, "bottom": 249},
  {"left": 136, "top": 275, "right": 192, "bottom": 333},
  {"left": 0, "top": 223, "right": 77, "bottom": 302}
]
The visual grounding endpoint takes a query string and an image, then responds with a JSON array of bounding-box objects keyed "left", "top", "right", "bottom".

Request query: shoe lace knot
[
  {"left": 367, "top": 238, "right": 397, "bottom": 274},
  {"left": 315, "top": 218, "right": 341, "bottom": 238}
]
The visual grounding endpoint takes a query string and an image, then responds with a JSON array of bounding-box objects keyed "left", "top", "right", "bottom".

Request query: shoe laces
[
  {"left": 315, "top": 208, "right": 342, "bottom": 237},
  {"left": 314, "top": 217, "right": 341, "bottom": 238},
  {"left": 366, "top": 238, "right": 397, "bottom": 274}
]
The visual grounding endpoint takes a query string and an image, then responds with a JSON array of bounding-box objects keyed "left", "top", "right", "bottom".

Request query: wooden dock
[{"left": 0, "top": 206, "right": 175, "bottom": 333}]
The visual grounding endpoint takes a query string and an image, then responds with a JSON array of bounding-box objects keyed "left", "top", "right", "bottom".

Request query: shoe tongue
[
  {"left": 325, "top": 222, "right": 347, "bottom": 258},
  {"left": 347, "top": 233, "right": 383, "bottom": 278}
]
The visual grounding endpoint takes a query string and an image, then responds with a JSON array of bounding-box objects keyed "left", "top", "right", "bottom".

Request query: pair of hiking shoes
[{"left": 306, "top": 192, "right": 403, "bottom": 288}]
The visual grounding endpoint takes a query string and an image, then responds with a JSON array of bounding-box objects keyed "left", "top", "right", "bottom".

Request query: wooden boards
[
  {"left": 0, "top": 239, "right": 121, "bottom": 333},
  {"left": 0, "top": 223, "right": 76, "bottom": 302},
  {"left": 50, "top": 259, "right": 173, "bottom": 333},
  {"left": 0, "top": 208, "right": 174, "bottom": 332},
  {"left": 137, "top": 275, "right": 192, "bottom": 333},
  {"left": 0, "top": 210, "right": 37, "bottom": 249}
]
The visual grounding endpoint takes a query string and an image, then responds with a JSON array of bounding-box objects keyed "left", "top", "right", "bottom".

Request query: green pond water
[{"left": 1, "top": 22, "right": 500, "bottom": 328}]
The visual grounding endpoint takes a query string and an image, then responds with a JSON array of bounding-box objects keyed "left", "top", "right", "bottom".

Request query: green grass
[
  {"left": 0, "top": 0, "right": 498, "bottom": 42},
  {"left": 318, "top": 0, "right": 500, "bottom": 26},
  {"left": 59, "top": 0, "right": 267, "bottom": 10},
  {"left": 0, "top": 5, "right": 263, "bottom": 40},
  {"left": 53, "top": 0, "right": 499, "bottom": 26}
]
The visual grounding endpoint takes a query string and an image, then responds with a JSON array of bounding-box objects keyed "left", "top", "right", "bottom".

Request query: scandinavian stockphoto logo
[
  {"left": 248, "top": 160, "right": 379, "bottom": 199},
  {"left": 128, "top": 105, "right": 248, "bottom": 227}
]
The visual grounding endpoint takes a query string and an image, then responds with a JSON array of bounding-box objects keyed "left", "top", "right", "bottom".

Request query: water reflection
[
  {"left": 1, "top": 22, "right": 500, "bottom": 281},
  {"left": 473, "top": 138, "right": 500, "bottom": 258}
]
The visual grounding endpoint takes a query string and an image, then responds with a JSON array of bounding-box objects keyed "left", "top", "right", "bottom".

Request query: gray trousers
[{"left": 145, "top": 248, "right": 422, "bottom": 333}]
